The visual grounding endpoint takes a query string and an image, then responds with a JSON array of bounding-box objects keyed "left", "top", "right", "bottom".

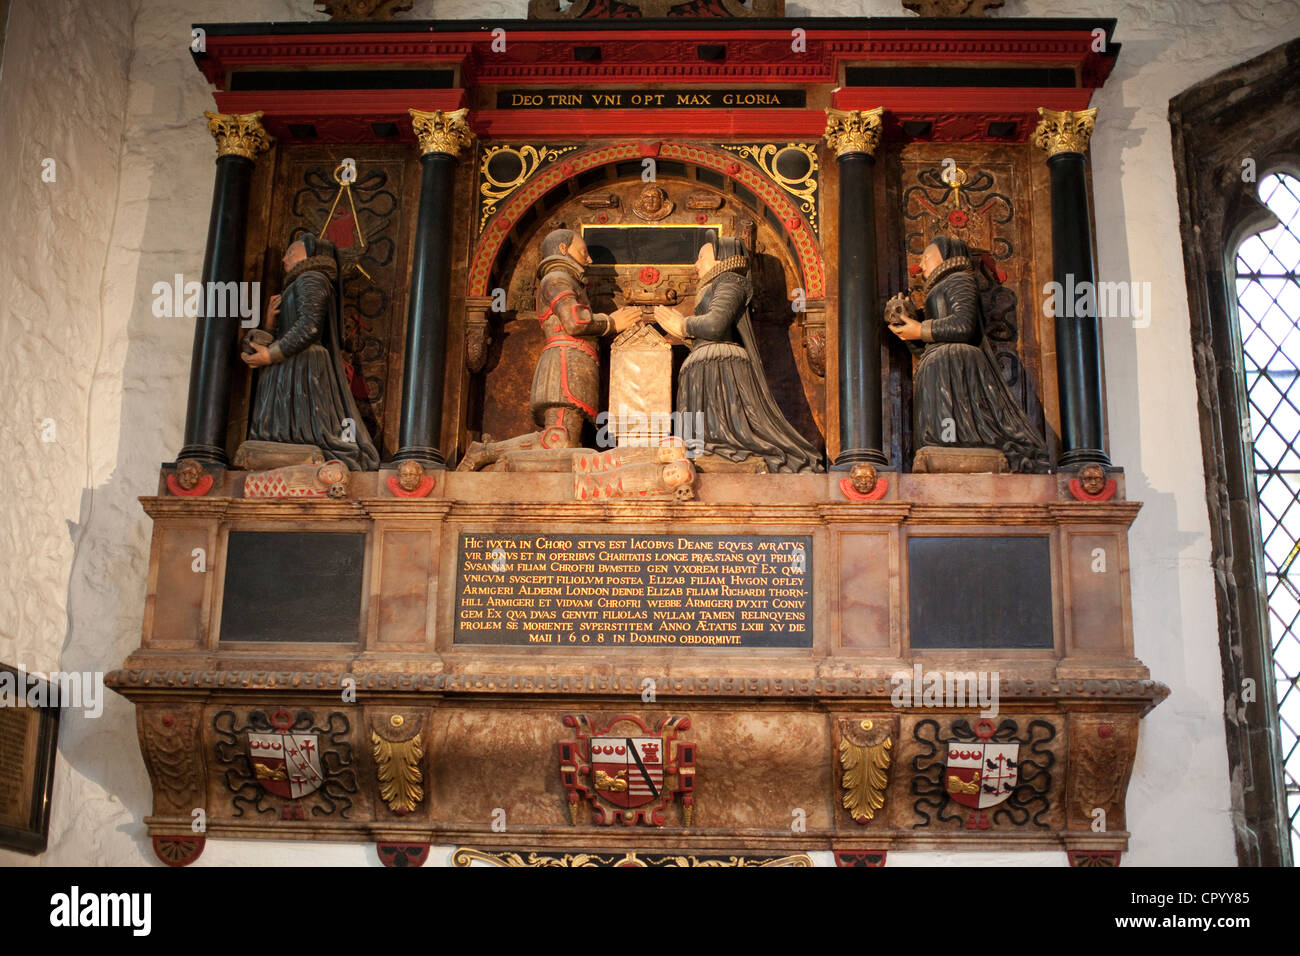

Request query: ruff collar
[
  {"left": 286, "top": 253, "right": 338, "bottom": 286},
  {"left": 922, "top": 255, "right": 973, "bottom": 297},
  {"left": 699, "top": 254, "right": 747, "bottom": 288}
]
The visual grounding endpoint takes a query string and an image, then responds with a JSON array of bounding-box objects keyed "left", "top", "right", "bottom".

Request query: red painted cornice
[{"left": 193, "top": 21, "right": 1116, "bottom": 144}]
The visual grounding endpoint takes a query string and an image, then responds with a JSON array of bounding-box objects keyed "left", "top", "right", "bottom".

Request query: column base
[
  {"left": 391, "top": 446, "right": 448, "bottom": 470},
  {"left": 176, "top": 443, "right": 229, "bottom": 467},
  {"left": 1057, "top": 448, "right": 1111, "bottom": 469},
  {"left": 831, "top": 448, "right": 889, "bottom": 471}
]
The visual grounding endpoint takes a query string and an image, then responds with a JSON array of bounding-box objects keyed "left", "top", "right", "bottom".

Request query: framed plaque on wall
[{"left": 0, "top": 665, "right": 60, "bottom": 854}]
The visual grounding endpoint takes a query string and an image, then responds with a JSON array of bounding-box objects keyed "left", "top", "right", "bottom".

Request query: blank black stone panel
[
  {"left": 220, "top": 531, "right": 365, "bottom": 643},
  {"left": 907, "top": 536, "right": 1053, "bottom": 649}
]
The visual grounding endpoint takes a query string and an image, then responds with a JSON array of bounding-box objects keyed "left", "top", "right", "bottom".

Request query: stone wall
[{"left": 1, "top": 0, "right": 1296, "bottom": 865}]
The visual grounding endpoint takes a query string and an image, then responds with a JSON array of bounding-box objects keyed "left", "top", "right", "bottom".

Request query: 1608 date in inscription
[{"left": 454, "top": 533, "right": 812, "bottom": 648}]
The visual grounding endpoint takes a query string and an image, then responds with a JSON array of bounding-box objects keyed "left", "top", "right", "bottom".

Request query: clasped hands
[{"left": 609, "top": 304, "right": 689, "bottom": 339}]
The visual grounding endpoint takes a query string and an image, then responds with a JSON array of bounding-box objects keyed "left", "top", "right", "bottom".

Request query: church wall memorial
[{"left": 454, "top": 532, "right": 813, "bottom": 648}]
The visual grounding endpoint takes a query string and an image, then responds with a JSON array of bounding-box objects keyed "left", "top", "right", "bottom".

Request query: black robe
[
  {"left": 909, "top": 257, "right": 1049, "bottom": 473},
  {"left": 247, "top": 259, "right": 379, "bottom": 471},
  {"left": 678, "top": 267, "right": 824, "bottom": 473}
]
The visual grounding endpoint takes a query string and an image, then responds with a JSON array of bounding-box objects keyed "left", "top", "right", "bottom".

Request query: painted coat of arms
[
  {"left": 559, "top": 715, "right": 695, "bottom": 826},
  {"left": 911, "top": 717, "right": 1056, "bottom": 830},
  {"left": 945, "top": 725, "right": 1019, "bottom": 812},
  {"left": 213, "top": 707, "right": 357, "bottom": 820},
  {"left": 249, "top": 716, "right": 324, "bottom": 799}
]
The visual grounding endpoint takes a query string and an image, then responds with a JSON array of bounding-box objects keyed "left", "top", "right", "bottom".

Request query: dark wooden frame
[
  {"left": 0, "top": 665, "right": 60, "bottom": 855},
  {"left": 1170, "top": 37, "right": 1300, "bottom": 867}
]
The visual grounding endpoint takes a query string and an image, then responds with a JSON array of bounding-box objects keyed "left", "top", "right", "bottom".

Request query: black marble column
[
  {"left": 825, "top": 108, "right": 888, "bottom": 469},
  {"left": 1036, "top": 107, "right": 1111, "bottom": 469},
  {"left": 178, "top": 111, "right": 271, "bottom": 466},
  {"left": 393, "top": 108, "right": 473, "bottom": 469}
]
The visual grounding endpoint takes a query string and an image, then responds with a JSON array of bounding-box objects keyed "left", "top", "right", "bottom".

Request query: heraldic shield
[
  {"left": 249, "top": 709, "right": 324, "bottom": 799},
  {"left": 559, "top": 714, "right": 695, "bottom": 827},
  {"left": 945, "top": 718, "right": 1018, "bottom": 810}
]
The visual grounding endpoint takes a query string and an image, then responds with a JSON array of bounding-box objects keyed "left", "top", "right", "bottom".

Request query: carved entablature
[{"left": 124, "top": 15, "right": 1154, "bottom": 866}]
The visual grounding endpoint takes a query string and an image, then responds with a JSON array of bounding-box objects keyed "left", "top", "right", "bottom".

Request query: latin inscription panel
[{"left": 454, "top": 533, "right": 813, "bottom": 648}]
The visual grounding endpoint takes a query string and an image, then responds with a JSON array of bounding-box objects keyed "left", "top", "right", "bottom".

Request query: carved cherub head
[
  {"left": 318, "top": 461, "right": 347, "bottom": 492},
  {"left": 849, "top": 462, "right": 878, "bottom": 495},
  {"left": 1078, "top": 463, "right": 1107, "bottom": 496},
  {"left": 396, "top": 459, "right": 425, "bottom": 492},
  {"left": 657, "top": 437, "right": 689, "bottom": 463},
  {"left": 175, "top": 458, "right": 204, "bottom": 491}
]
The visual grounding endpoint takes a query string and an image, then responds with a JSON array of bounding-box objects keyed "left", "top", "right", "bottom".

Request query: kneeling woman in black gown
[
  {"left": 653, "top": 233, "right": 823, "bottom": 474},
  {"left": 240, "top": 234, "right": 379, "bottom": 471},
  {"left": 885, "top": 235, "right": 1049, "bottom": 474}
]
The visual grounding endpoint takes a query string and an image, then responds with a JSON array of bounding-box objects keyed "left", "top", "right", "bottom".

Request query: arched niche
[{"left": 463, "top": 143, "right": 826, "bottom": 455}]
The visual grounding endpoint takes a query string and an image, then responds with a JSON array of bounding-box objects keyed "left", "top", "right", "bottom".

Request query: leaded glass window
[{"left": 1236, "top": 170, "right": 1300, "bottom": 859}]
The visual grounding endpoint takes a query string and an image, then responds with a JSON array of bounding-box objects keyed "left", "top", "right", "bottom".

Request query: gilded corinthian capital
[
  {"left": 1033, "top": 107, "right": 1098, "bottom": 158},
  {"left": 204, "top": 111, "right": 273, "bottom": 160},
  {"left": 410, "top": 108, "right": 474, "bottom": 157},
  {"left": 823, "top": 107, "right": 884, "bottom": 158}
]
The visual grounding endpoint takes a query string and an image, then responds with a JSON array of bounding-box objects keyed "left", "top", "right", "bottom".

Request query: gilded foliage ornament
[
  {"left": 371, "top": 713, "right": 425, "bottom": 814},
  {"left": 839, "top": 718, "right": 893, "bottom": 823},
  {"left": 410, "top": 108, "right": 474, "bottom": 158},
  {"left": 479, "top": 145, "right": 580, "bottom": 232},
  {"left": 1033, "top": 107, "right": 1098, "bottom": 158},
  {"left": 823, "top": 108, "right": 884, "bottom": 158},
  {"left": 205, "top": 111, "right": 273, "bottom": 160},
  {"left": 720, "top": 143, "right": 819, "bottom": 232}
]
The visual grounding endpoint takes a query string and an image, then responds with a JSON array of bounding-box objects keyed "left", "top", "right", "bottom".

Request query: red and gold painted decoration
[
  {"left": 468, "top": 141, "right": 824, "bottom": 300},
  {"left": 479, "top": 144, "right": 581, "bottom": 233},
  {"left": 559, "top": 714, "right": 695, "bottom": 826},
  {"left": 452, "top": 848, "right": 810, "bottom": 867},
  {"left": 833, "top": 850, "right": 887, "bottom": 867},
  {"left": 719, "top": 142, "right": 819, "bottom": 234}
]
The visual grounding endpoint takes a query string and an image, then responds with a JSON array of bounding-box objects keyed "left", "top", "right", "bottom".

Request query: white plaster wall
[{"left": 0, "top": 0, "right": 1295, "bottom": 867}]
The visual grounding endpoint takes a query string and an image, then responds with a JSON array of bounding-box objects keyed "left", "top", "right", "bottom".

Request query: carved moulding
[
  {"left": 1064, "top": 714, "right": 1139, "bottom": 835},
  {"left": 115, "top": 676, "right": 1162, "bottom": 863},
  {"left": 139, "top": 703, "right": 208, "bottom": 866},
  {"left": 452, "top": 849, "right": 811, "bottom": 867}
]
